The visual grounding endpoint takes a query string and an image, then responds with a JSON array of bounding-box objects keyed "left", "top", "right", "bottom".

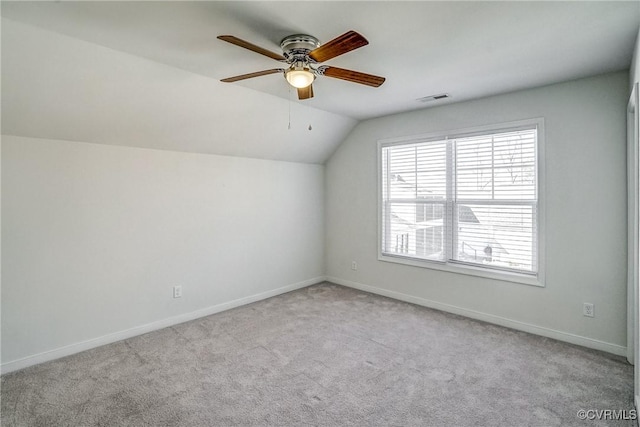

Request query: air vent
[{"left": 417, "top": 93, "right": 450, "bottom": 103}]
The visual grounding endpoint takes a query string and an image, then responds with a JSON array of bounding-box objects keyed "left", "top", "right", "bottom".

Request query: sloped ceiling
[
  {"left": 2, "top": 1, "right": 639, "bottom": 164},
  {"left": 2, "top": 19, "right": 356, "bottom": 164}
]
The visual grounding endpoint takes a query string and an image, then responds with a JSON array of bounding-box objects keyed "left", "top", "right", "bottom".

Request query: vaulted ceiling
[{"left": 2, "top": 1, "right": 639, "bottom": 164}]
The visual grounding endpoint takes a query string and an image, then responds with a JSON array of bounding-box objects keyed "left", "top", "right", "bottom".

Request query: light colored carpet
[{"left": 1, "top": 282, "right": 635, "bottom": 426}]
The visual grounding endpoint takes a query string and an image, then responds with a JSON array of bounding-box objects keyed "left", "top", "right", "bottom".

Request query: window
[{"left": 379, "top": 119, "right": 544, "bottom": 286}]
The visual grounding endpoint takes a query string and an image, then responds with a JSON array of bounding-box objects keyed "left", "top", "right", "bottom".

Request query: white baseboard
[
  {"left": 3, "top": 276, "right": 628, "bottom": 374},
  {"left": 1, "top": 276, "right": 324, "bottom": 375},
  {"left": 327, "top": 276, "right": 628, "bottom": 357}
]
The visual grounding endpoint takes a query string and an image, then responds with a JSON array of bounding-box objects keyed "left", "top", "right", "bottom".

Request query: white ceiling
[{"left": 2, "top": 1, "right": 639, "bottom": 163}]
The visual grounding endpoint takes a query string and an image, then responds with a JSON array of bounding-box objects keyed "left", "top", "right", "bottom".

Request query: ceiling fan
[{"left": 217, "top": 31, "right": 385, "bottom": 100}]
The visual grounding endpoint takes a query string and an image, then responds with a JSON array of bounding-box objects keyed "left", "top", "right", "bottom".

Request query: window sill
[{"left": 378, "top": 253, "right": 545, "bottom": 287}]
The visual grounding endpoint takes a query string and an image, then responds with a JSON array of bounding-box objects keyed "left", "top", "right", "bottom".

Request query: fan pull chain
[
  {"left": 286, "top": 86, "right": 312, "bottom": 131},
  {"left": 288, "top": 86, "right": 291, "bottom": 130}
]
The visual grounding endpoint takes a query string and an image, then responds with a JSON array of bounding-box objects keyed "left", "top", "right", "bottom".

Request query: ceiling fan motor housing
[{"left": 280, "top": 34, "right": 320, "bottom": 62}]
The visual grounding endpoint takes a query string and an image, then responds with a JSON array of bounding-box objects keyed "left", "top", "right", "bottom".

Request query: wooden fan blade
[
  {"left": 220, "top": 68, "right": 283, "bottom": 83},
  {"left": 322, "top": 66, "right": 385, "bottom": 87},
  {"left": 297, "top": 84, "right": 314, "bottom": 100},
  {"left": 308, "top": 30, "right": 368, "bottom": 63},
  {"left": 217, "top": 35, "right": 286, "bottom": 61}
]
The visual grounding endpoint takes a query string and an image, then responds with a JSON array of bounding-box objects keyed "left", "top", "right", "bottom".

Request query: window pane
[
  {"left": 383, "top": 202, "right": 445, "bottom": 261},
  {"left": 494, "top": 166, "right": 535, "bottom": 200},
  {"left": 384, "top": 142, "right": 447, "bottom": 200},
  {"left": 456, "top": 167, "right": 493, "bottom": 199},
  {"left": 454, "top": 203, "right": 536, "bottom": 273},
  {"left": 416, "top": 143, "right": 447, "bottom": 198},
  {"left": 456, "top": 137, "right": 493, "bottom": 169},
  {"left": 493, "top": 131, "right": 536, "bottom": 167},
  {"left": 386, "top": 145, "right": 417, "bottom": 199},
  {"left": 380, "top": 123, "right": 539, "bottom": 280},
  {"left": 455, "top": 129, "right": 536, "bottom": 202}
]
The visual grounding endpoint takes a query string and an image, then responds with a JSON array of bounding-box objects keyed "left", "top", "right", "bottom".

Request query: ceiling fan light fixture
[
  {"left": 285, "top": 66, "right": 314, "bottom": 89},
  {"left": 218, "top": 31, "right": 385, "bottom": 100}
]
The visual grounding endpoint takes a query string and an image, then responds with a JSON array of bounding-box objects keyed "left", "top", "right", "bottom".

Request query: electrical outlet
[
  {"left": 351, "top": 261, "right": 358, "bottom": 271},
  {"left": 583, "top": 303, "right": 594, "bottom": 317},
  {"left": 173, "top": 285, "right": 182, "bottom": 299}
]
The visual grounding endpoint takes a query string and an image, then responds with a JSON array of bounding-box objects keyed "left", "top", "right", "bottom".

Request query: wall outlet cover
[{"left": 173, "top": 285, "right": 183, "bottom": 298}]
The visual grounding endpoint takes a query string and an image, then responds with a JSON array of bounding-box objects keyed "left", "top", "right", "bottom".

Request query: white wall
[
  {"left": 0, "top": 138, "right": 2, "bottom": 365},
  {"left": 629, "top": 26, "right": 640, "bottom": 410},
  {"left": 631, "top": 28, "right": 640, "bottom": 89},
  {"left": 326, "top": 71, "right": 629, "bottom": 354},
  {"left": 1, "top": 135, "right": 325, "bottom": 370}
]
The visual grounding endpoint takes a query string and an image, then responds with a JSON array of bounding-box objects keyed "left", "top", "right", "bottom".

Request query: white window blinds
[{"left": 381, "top": 124, "right": 539, "bottom": 276}]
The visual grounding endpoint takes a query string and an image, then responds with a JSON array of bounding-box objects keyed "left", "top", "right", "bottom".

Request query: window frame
[{"left": 377, "top": 118, "right": 545, "bottom": 287}]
